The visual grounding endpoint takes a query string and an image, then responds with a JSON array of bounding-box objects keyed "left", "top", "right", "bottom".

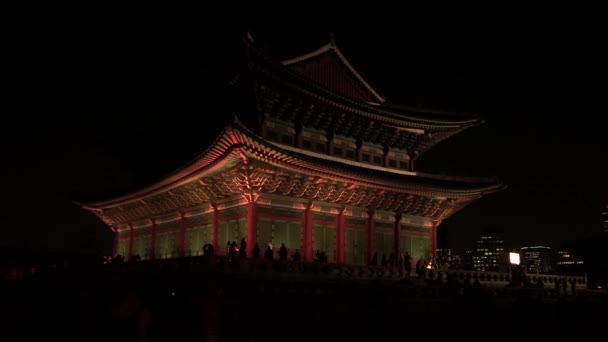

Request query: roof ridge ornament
[{"left": 329, "top": 32, "right": 336, "bottom": 46}]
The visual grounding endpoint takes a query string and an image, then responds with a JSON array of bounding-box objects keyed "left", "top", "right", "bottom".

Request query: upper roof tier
[
  {"left": 282, "top": 41, "right": 387, "bottom": 104},
  {"left": 245, "top": 35, "right": 483, "bottom": 155}
]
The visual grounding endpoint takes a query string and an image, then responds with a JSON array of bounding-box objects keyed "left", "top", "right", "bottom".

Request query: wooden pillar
[
  {"left": 303, "top": 201, "right": 313, "bottom": 262},
  {"left": 393, "top": 212, "right": 402, "bottom": 259},
  {"left": 409, "top": 153, "right": 417, "bottom": 172},
  {"left": 367, "top": 208, "right": 375, "bottom": 264},
  {"left": 178, "top": 213, "right": 186, "bottom": 257},
  {"left": 246, "top": 201, "right": 257, "bottom": 257},
  {"left": 326, "top": 132, "right": 334, "bottom": 155},
  {"left": 382, "top": 146, "right": 389, "bottom": 167},
  {"left": 212, "top": 204, "right": 219, "bottom": 251},
  {"left": 150, "top": 219, "right": 157, "bottom": 260},
  {"left": 336, "top": 207, "right": 345, "bottom": 264},
  {"left": 128, "top": 223, "right": 134, "bottom": 261}
]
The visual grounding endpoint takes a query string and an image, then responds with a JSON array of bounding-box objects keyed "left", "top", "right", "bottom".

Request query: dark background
[{"left": 2, "top": 26, "right": 606, "bottom": 256}]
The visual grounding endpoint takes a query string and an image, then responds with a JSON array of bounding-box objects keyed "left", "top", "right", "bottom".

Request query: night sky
[{"left": 2, "top": 27, "right": 606, "bottom": 256}]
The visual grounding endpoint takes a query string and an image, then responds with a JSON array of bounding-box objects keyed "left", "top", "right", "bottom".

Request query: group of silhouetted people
[{"left": 219, "top": 239, "right": 300, "bottom": 262}]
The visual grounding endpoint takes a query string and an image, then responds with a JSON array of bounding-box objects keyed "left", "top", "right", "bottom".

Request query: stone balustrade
[{"left": 105, "top": 255, "right": 588, "bottom": 291}]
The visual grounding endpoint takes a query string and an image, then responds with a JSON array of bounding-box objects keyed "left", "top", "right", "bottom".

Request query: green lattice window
[
  {"left": 375, "top": 232, "right": 394, "bottom": 261},
  {"left": 219, "top": 219, "right": 247, "bottom": 253},
  {"left": 186, "top": 224, "right": 213, "bottom": 256},
  {"left": 345, "top": 229, "right": 368, "bottom": 265},
  {"left": 313, "top": 225, "right": 336, "bottom": 262}
]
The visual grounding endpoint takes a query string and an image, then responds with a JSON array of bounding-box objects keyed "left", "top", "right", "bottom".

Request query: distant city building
[
  {"left": 472, "top": 230, "right": 506, "bottom": 272},
  {"left": 555, "top": 250, "right": 585, "bottom": 275},
  {"left": 463, "top": 250, "right": 474, "bottom": 270},
  {"left": 602, "top": 205, "right": 608, "bottom": 233},
  {"left": 520, "top": 246, "right": 554, "bottom": 274},
  {"left": 436, "top": 248, "right": 452, "bottom": 262}
]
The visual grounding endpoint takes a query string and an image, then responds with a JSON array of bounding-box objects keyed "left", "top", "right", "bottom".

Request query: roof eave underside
[{"left": 82, "top": 123, "right": 503, "bottom": 210}]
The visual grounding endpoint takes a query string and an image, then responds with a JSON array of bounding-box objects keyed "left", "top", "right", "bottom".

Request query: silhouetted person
[
  {"left": 279, "top": 243, "right": 288, "bottom": 261},
  {"left": 229, "top": 241, "right": 237, "bottom": 258},
  {"left": 264, "top": 246, "right": 273, "bottom": 260},
  {"left": 369, "top": 252, "right": 377, "bottom": 266},
  {"left": 292, "top": 249, "right": 301, "bottom": 262},
  {"left": 315, "top": 250, "right": 327, "bottom": 263},
  {"left": 381, "top": 254, "right": 387, "bottom": 267},
  {"left": 536, "top": 277, "right": 544, "bottom": 289},
  {"left": 415, "top": 259, "right": 422, "bottom": 277},
  {"left": 570, "top": 279, "right": 576, "bottom": 296},
  {"left": 404, "top": 252, "right": 412, "bottom": 276},
  {"left": 207, "top": 244, "right": 214, "bottom": 256},
  {"left": 112, "top": 254, "right": 124, "bottom": 264},
  {"left": 239, "top": 238, "right": 247, "bottom": 258},
  {"left": 225, "top": 241, "right": 231, "bottom": 255},
  {"left": 252, "top": 243, "right": 261, "bottom": 259}
]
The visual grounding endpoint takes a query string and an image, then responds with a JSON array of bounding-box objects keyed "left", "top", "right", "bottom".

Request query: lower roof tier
[{"left": 80, "top": 119, "right": 504, "bottom": 226}]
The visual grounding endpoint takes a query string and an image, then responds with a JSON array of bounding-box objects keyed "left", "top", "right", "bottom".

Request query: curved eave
[
  {"left": 253, "top": 45, "right": 481, "bottom": 130},
  {"left": 82, "top": 121, "right": 503, "bottom": 210},
  {"left": 282, "top": 42, "right": 387, "bottom": 104}
]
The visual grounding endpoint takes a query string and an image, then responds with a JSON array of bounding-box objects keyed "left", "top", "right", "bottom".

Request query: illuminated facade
[
  {"left": 436, "top": 248, "right": 452, "bottom": 262},
  {"left": 520, "top": 246, "right": 554, "bottom": 274},
  {"left": 79, "top": 35, "right": 503, "bottom": 265},
  {"left": 555, "top": 250, "right": 584, "bottom": 275},
  {"left": 472, "top": 230, "right": 506, "bottom": 272}
]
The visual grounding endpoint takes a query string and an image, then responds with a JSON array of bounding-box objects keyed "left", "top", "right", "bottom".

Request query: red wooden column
[
  {"left": 178, "top": 213, "right": 186, "bottom": 257},
  {"left": 336, "top": 207, "right": 345, "bottom": 264},
  {"left": 393, "top": 212, "right": 402, "bottom": 259},
  {"left": 246, "top": 201, "right": 257, "bottom": 257},
  {"left": 367, "top": 208, "right": 375, "bottom": 264},
  {"left": 127, "top": 223, "right": 134, "bottom": 261},
  {"left": 150, "top": 219, "right": 157, "bottom": 260},
  {"left": 303, "top": 201, "right": 313, "bottom": 262},
  {"left": 212, "top": 204, "right": 219, "bottom": 251}
]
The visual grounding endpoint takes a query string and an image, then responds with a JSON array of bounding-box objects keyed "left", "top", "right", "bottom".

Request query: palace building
[{"left": 79, "top": 34, "right": 503, "bottom": 265}]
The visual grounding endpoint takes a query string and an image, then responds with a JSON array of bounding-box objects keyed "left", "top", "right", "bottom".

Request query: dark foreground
[{"left": 3, "top": 267, "right": 607, "bottom": 342}]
